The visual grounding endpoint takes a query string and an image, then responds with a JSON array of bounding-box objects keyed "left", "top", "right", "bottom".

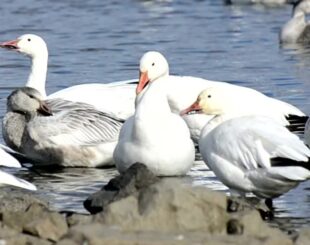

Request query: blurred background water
[{"left": 0, "top": 0, "right": 309, "bottom": 233}]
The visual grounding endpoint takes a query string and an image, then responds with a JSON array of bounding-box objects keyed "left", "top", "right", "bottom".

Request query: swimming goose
[
  {"left": 0, "top": 34, "right": 137, "bottom": 119},
  {"left": 182, "top": 88, "right": 310, "bottom": 198},
  {"left": 113, "top": 51, "right": 195, "bottom": 176},
  {"left": 280, "top": 0, "right": 310, "bottom": 44},
  {"left": 0, "top": 151, "right": 37, "bottom": 190},
  {"left": 142, "top": 52, "right": 306, "bottom": 142},
  {"left": 3, "top": 87, "right": 124, "bottom": 167}
]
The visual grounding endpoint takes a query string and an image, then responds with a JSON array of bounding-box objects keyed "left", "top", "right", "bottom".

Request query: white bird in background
[
  {"left": 0, "top": 149, "right": 36, "bottom": 190},
  {"left": 182, "top": 87, "right": 310, "bottom": 199},
  {"left": 0, "top": 34, "right": 137, "bottom": 120},
  {"left": 280, "top": 0, "right": 310, "bottom": 44},
  {"left": 3, "top": 87, "right": 124, "bottom": 167},
  {"left": 114, "top": 51, "right": 195, "bottom": 176}
]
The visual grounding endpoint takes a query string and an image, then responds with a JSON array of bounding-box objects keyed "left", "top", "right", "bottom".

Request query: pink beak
[
  {"left": 136, "top": 71, "right": 149, "bottom": 95},
  {"left": 0, "top": 39, "right": 19, "bottom": 50},
  {"left": 180, "top": 101, "right": 202, "bottom": 116}
]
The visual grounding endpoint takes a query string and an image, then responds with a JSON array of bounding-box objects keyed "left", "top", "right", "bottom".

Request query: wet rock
[
  {"left": 95, "top": 178, "right": 228, "bottom": 233},
  {"left": 2, "top": 203, "right": 68, "bottom": 242},
  {"left": 84, "top": 163, "right": 159, "bottom": 214}
]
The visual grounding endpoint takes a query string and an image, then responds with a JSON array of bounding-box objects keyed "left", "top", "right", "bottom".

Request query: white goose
[
  {"left": 147, "top": 52, "right": 306, "bottom": 142},
  {"left": 0, "top": 34, "right": 137, "bottom": 120},
  {"left": 0, "top": 149, "right": 37, "bottom": 190},
  {"left": 182, "top": 87, "right": 310, "bottom": 199},
  {"left": 280, "top": 0, "right": 310, "bottom": 44},
  {"left": 113, "top": 51, "right": 195, "bottom": 176},
  {"left": 4, "top": 87, "right": 124, "bottom": 167}
]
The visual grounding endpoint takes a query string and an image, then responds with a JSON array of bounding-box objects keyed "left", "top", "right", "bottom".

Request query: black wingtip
[
  {"left": 285, "top": 115, "right": 309, "bottom": 134},
  {"left": 271, "top": 157, "right": 310, "bottom": 171}
]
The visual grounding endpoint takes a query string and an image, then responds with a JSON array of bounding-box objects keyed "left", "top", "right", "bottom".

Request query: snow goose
[
  {"left": 0, "top": 150, "right": 36, "bottom": 190},
  {"left": 0, "top": 34, "right": 137, "bottom": 119},
  {"left": 182, "top": 88, "right": 310, "bottom": 198},
  {"left": 181, "top": 86, "right": 308, "bottom": 136},
  {"left": 280, "top": 0, "right": 310, "bottom": 44},
  {"left": 3, "top": 87, "right": 124, "bottom": 167},
  {"left": 132, "top": 52, "right": 306, "bottom": 143},
  {"left": 113, "top": 51, "right": 195, "bottom": 176}
]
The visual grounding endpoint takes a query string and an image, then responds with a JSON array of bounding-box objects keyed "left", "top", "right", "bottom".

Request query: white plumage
[
  {"left": 182, "top": 87, "right": 310, "bottom": 198},
  {"left": 114, "top": 51, "right": 195, "bottom": 176}
]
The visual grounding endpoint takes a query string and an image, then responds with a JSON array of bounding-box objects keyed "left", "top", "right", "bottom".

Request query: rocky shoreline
[{"left": 0, "top": 163, "right": 309, "bottom": 245}]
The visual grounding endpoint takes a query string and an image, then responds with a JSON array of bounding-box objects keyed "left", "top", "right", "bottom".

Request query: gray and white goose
[
  {"left": 280, "top": 0, "right": 310, "bottom": 44},
  {"left": 3, "top": 87, "right": 123, "bottom": 167}
]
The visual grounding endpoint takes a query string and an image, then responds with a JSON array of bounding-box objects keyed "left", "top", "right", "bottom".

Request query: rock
[
  {"left": 65, "top": 212, "right": 93, "bottom": 227},
  {"left": 2, "top": 203, "right": 68, "bottom": 242},
  {"left": 295, "top": 228, "right": 310, "bottom": 245},
  {"left": 232, "top": 210, "right": 293, "bottom": 245},
  {"left": 0, "top": 189, "right": 48, "bottom": 213},
  {"left": 95, "top": 178, "right": 228, "bottom": 233},
  {"left": 1, "top": 234, "right": 52, "bottom": 245},
  {"left": 84, "top": 163, "right": 159, "bottom": 214}
]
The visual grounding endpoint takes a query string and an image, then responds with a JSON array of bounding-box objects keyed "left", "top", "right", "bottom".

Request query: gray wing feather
[{"left": 31, "top": 99, "right": 124, "bottom": 145}]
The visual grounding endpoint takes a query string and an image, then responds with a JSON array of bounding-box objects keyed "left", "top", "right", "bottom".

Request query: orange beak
[
  {"left": 136, "top": 71, "right": 149, "bottom": 95},
  {"left": 0, "top": 39, "right": 19, "bottom": 50},
  {"left": 180, "top": 101, "right": 202, "bottom": 116}
]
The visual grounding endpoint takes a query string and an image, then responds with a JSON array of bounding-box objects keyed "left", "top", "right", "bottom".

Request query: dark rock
[
  {"left": 84, "top": 163, "right": 159, "bottom": 214},
  {"left": 227, "top": 219, "right": 243, "bottom": 235}
]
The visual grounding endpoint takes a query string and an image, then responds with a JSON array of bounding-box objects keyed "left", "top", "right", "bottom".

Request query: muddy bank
[{"left": 0, "top": 164, "right": 308, "bottom": 245}]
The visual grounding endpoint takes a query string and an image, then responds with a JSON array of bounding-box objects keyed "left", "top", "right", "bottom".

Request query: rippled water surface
[{"left": 0, "top": 0, "right": 309, "bottom": 232}]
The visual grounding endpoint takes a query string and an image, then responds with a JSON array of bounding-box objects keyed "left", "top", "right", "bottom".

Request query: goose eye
[
  {"left": 27, "top": 38, "right": 31, "bottom": 42},
  {"left": 151, "top": 62, "right": 155, "bottom": 66},
  {"left": 29, "top": 95, "right": 35, "bottom": 99},
  {"left": 207, "top": 95, "right": 211, "bottom": 98}
]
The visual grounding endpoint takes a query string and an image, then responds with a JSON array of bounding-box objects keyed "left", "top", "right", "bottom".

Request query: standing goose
[
  {"left": 280, "top": 0, "right": 310, "bottom": 44},
  {"left": 113, "top": 51, "right": 195, "bottom": 176},
  {"left": 0, "top": 150, "right": 37, "bottom": 190},
  {"left": 3, "top": 87, "right": 123, "bottom": 167},
  {"left": 182, "top": 87, "right": 310, "bottom": 199},
  {"left": 0, "top": 34, "right": 137, "bottom": 120}
]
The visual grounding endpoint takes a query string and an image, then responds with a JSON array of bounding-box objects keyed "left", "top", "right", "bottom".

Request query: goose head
[
  {"left": 136, "top": 51, "right": 169, "bottom": 94},
  {"left": 0, "top": 34, "right": 48, "bottom": 58},
  {"left": 181, "top": 86, "right": 241, "bottom": 116},
  {"left": 7, "top": 87, "right": 52, "bottom": 117}
]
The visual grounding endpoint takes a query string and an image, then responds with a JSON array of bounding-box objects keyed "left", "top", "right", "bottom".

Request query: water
[{"left": 0, "top": 0, "right": 309, "bottom": 232}]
